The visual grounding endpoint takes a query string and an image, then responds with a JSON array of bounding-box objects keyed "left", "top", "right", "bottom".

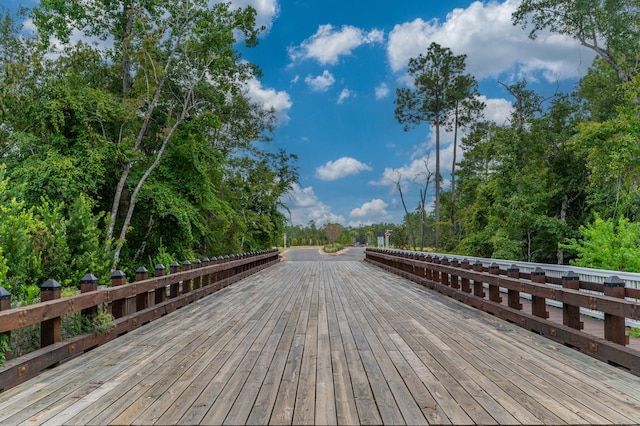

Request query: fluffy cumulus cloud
[
  {"left": 305, "top": 70, "right": 336, "bottom": 92},
  {"left": 480, "top": 95, "right": 514, "bottom": 125},
  {"left": 316, "top": 157, "right": 373, "bottom": 181},
  {"left": 387, "top": 0, "right": 595, "bottom": 82},
  {"left": 280, "top": 183, "right": 345, "bottom": 226},
  {"left": 244, "top": 76, "right": 292, "bottom": 123},
  {"left": 289, "top": 24, "right": 384, "bottom": 65},
  {"left": 375, "top": 83, "right": 390, "bottom": 100},
  {"left": 337, "top": 88, "right": 352, "bottom": 104},
  {"left": 350, "top": 199, "right": 389, "bottom": 218}
]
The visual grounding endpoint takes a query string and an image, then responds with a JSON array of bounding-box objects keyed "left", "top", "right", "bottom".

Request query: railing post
[
  {"left": 460, "top": 259, "right": 471, "bottom": 293},
  {"left": 135, "top": 267, "right": 149, "bottom": 312},
  {"left": 530, "top": 268, "right": 549, "bottom": 319},
  {"left": 603, "top": 276, "right": 629, "bottom": 346},
  {"left": 432, "top": 256, "right": 441, "bottom": 283},
  {"left": 223, "top": 256, "right": 230, "bottom": 283},
  {"left": 507, "top": 265, "right": 523, "bottom": 310},
  {"left": 169, "top": 262, "right": 180, "bottom": 298},
  {"left": 40, "top": 279, "right": 62, "bottom": 348},
  {"left": 182, "top": 260, "right": 192, "bottom": 294},
  {"left": 488, "top": 263, "right": 502, "bottom": 303},
  {"left": 80, "top": 273, "right": 99, "bottom": 321},
  {"left": 440, "top": 257, "right": 450, "bottom": 287},
  {"left": 473, "top": 261, "right": 485, "bottom": 298},
  {"left": 110, "top": 270, "right": 127, "bottom": 319},
  {"left": 561, "top": 271, "right": 583, "bottom": 330},
  {"left": 154, "top": 264, "right": 167, "bottom": 304},
  {"left": 201, "top": 258, "right": 210, "bottom": 287},
  {"left": 450, "top": 258, "right": 460, "bottom": 289},
  {"left": 193, "top": 259, "right": 202, "bottom": 289},
  {"left": 0, "top": 287, "right": 12, "bottom": 359},
  {"left": 424, "top": 255, "right": 433, "bottom": 281}
]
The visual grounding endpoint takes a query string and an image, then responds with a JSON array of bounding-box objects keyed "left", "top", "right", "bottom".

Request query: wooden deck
[{"left": 1, "top": 260, "right": 640, "bottom": 425}]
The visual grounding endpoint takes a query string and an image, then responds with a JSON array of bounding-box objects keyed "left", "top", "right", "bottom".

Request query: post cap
[
  {"left": 461, "top": 259, "right": 470, "bottom": 264},
  {"left": 80, "top": 273, "right": 98, "bottom": 284},
  {"left": 182, "top": 260, "right": 191, "bottom": 266},
  {"left": 604, "top": 275, "right": 625, "bottom": 288},
  {"left": 41, "top": 278, "right": 61, "bottom": 290},
  {"left": 490, "top": 262, "right": 500, "bottom": 269},
  {"left": 507, "top": 264, "right": 519, "bottom": 272},
  {"left": 473, "top": 260, "right": 483, "bottom": 266},
  {"left": 562, "top": 270, "right": 580, "bottom": 281},
  {"left": 194, "top": 259, "right": 202, "bottom": 265},
  {"left": 170, "top": 261, "right": 180, "bottom": 267},
  {"left": 0, "top": 287, "right": 11, "bottom": 300},
  {"left": 136, "top": 266, "right": 149, "bottom": 274},
  {"left": 155, "top": 264, "right": 166, "bottom": 271},
  {"left": 202, "top": 257, "right": 210, "bottom": 262},
  {"left": 110, "top": 270, "right": 126, "bottom": 279},
  {"left": 532, "top": 267, "right": 545, "bottom": 275}
]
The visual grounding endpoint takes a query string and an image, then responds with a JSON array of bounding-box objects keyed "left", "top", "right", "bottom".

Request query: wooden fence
[
  {"left": 0, "top": 250, "right": 280, "bottom": 391},
  {"left": 365, "top": 248, "right": 640, "bottom": 376}
]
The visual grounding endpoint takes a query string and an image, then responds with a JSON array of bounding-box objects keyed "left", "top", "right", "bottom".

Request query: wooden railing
[
  {"left": 365, "top": 248, "right": 640, "bottom": 376},
  {"left": 0, "top": 250, "right": 280, "bottom": 391}
]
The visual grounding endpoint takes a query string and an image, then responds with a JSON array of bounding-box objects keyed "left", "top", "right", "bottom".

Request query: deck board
[{"left": 1, "top": 259, "right": 640, "bottom": 425}]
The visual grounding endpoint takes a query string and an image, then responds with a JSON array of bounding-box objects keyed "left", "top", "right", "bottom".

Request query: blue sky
[
  {"left": 236, "top": 0, "right": 596, "bottom": 228},
  {"left": 9, "top": 0, "right": 596, "bottom": 228}
]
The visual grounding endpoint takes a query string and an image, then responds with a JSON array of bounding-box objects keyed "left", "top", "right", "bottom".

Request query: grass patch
[{"left": 323, "top": 244, "right": 344, "bottom": 254}]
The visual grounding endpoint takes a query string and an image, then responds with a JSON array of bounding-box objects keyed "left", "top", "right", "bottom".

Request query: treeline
[
  {"left": 395, "top": 1, "right": 640, "bottom": 271},
  {"left": 283, "top": 222, "right": 405, "bottom": 248},
  {"left": 0, "top": 2, "right": 297, "bottom": 300}
]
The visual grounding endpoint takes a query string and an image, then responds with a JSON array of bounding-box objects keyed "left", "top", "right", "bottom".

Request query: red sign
[{"left": 385, "top": 231, "right": 390, "bottom": 237}]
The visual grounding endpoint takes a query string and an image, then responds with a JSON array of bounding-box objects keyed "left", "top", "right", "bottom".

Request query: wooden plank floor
[{"left": 1, "top": 260, "right": 640, "bottom": 425}]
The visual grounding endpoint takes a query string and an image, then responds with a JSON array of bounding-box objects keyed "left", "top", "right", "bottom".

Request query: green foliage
[
  {"left": 0, "top": 333, "right": 9, "bottom": 367},
  {"left": 560, "top": 214, "right": 640, "bottom": 272},
  {"left": 323, "top": 244, "right": 344, "bottom": 254}
]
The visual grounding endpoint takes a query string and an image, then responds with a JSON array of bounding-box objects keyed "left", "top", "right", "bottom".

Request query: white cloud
[
  {"left": 289, "top": 24, "right": 384, "bottom": 65},
  {"left": 480, "top": 95, "right": 514, "bottom": 125},
  {"left": 230, "top": 0, "right": 280, "bottom": 32},
  {"left": 280, "top": 183, "right": 345, "bottom": 226},
  {"left": 244, "top": 76, "right": 292, "bottom": 124},
  {"left": 305, "top": 70, "right": 336, "bottom": 92},
  {"left": 371, "top": 155, "right": 438, "bottom": 189},
  {"left": 350, "top": 199, "right": 389, "bottom": 218},
  {"left": 375, "top": 83, "right": 390, "bottom": 100},
  {"left": 316, "top": 157, "right": 373, "bottom": 181},
  {"left": 337, "top": 88, "right": 352, "bottom": 104},
  {"left": 387, "top": 0, "right": 595, "bottom": 83}
]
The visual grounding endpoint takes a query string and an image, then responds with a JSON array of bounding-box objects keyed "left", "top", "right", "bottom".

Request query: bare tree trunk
[
  {"left": 112, "top": 115, "right": 183, "bottom": 268},
  {"left": 434, "top": 121, "right": 441, "bottom": 249},
  {"left": 451, "top": 103, "right": 459, "bottom": 236},
  {"left": 395, "top": 175, "right": 416, "bottom": 250},
  {"left": 107, "top": 36, "right": 182, "bottom": 245}
]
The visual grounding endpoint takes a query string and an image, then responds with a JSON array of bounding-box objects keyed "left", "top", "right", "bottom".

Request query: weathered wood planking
[{"left": 1, "top": 260, "right": 640, "bottom": 425}]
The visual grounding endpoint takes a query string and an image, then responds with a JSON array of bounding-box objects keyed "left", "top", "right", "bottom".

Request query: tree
[
  {"left": 34, "top": 0, "right": 263, "bottom": 268},
  {"left": 395, "top": 42, "right": 475, "bottom": 248},
  {"left": 512, "top": 0, "right": 640, "bottom": 83},
  {"left": 324, "top": 223, "right": 343, "bottom": 245}
]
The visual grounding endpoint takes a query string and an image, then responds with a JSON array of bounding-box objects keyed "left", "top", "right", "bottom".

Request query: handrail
[
  {"left": 365, "top": 248, "right": 640, "bottom": 376},
  {"left": 0, "top": 250, "right": 280, "bottom": 391}
]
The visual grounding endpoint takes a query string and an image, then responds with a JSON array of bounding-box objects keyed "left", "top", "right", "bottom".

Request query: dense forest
[{"left": 0, "top": 1, "right": 297, "bottom": 300}]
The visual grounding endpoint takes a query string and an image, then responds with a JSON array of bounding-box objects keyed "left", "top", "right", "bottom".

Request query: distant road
[{"left": 282, "top": 247, "right": 365, "bottom": 262}]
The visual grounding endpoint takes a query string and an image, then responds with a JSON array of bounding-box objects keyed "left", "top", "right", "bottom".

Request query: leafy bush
[{"left": 560, "top": 214, "right": 640, "bottom": 271}]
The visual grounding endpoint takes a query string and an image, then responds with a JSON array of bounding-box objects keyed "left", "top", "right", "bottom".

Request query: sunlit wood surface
[{"left": 1, "top": 260, "right": 640, "bottom": 425}]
